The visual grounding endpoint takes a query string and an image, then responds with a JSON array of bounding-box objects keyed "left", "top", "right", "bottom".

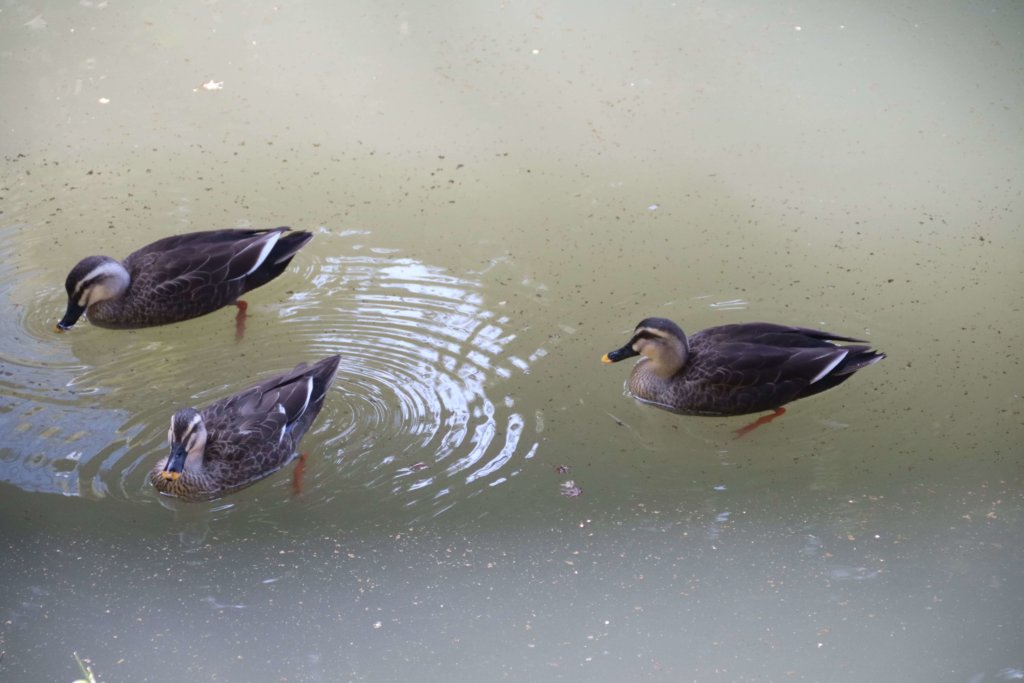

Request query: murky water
[{"left": 2, "top": 0, "right": 1022, "bottom": 681}]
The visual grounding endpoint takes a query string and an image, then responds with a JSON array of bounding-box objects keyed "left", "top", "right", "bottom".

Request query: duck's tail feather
[{"left": 244, "top": 228, "right": 313, "bottom": 291}]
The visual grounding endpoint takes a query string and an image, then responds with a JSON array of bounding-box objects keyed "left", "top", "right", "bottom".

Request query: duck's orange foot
[
  {"left": 234, "top": 300, "right": 249, "bottom": 342},
  {"left": 734, "top": 407, "right": 786, "bottom": 439},
  {"left": 291, "top": 452, "right": 308, "bottom": 496}
]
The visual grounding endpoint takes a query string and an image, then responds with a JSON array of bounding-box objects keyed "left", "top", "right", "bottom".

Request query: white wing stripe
[
  {"left": 238, "top": 231, "right": 281, "bottom": 279},
  {"left": 297, "top": 378, "right": 313, "bottom": 419},
  {"left": 810, "top": 350, "right": 847, "bottom": 384}
]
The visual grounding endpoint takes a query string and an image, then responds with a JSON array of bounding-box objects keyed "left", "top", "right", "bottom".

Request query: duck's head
[
  {"left": 56, "top": 256, "right": 130, "bottom": 331},
  {"left": 602, "top": 317, "right": 690, "bottom": 378},
  {"left": 160, "top": 408, "right": 209, "bottom": 481}
]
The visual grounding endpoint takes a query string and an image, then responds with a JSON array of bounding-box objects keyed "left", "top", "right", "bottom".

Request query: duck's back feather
[{"left": 691, "top": 323, "right": 867, "bottom": 348}]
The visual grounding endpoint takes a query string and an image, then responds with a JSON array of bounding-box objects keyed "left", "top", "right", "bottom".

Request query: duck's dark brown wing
[
  {"left": 685, "top": 342, "right": 853, "bottom": 415},
  {"left": 218, "top": 355, "right": 341, "bottom": 441},
  {"left": 122, "top": 228, "right": 312, "bottom": 314},
  {"left": 683, "top": 324, "right": 884, "bottom": 415}
]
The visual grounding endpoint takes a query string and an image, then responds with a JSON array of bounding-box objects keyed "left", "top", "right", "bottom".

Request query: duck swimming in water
[
  {"left": 602, "top": 317, "right": 884, "bottom": 436},
  {"left": 150, "top": 355, "right": 341, "bottom": 501},
  {"left": 57, "top": 227, "right": 312, "bottom": 332}
]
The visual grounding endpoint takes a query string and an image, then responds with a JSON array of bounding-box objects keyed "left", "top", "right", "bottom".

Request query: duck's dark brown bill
[
  {"left": 57, "top": 301, "right": 86, "bottom": 331},
  {"left": 162, "top": 442, "right": 188, "bottom": 480},
  {"left": 602, "top": 344, "right": 639, "bottom": 364}
]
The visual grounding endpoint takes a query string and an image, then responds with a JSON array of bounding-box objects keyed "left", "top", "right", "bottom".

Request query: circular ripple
[
  {"left": 0, "top": 221, "right": 118, "bottom": 497},
  {"left": 270, "top": 231, "right": 544, "bottom": 518}
]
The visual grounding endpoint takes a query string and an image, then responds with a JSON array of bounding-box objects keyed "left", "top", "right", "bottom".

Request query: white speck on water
[{"left": 709, "top": 299, "right": 748, "bottom": 310}]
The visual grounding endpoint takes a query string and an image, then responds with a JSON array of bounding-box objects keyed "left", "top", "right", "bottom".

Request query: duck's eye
[{"left": 75, "top": 275, "right": 105, "bottom": 305}]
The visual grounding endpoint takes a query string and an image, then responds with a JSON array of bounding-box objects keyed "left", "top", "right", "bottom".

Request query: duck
[
  {"left": 602, "top": 317, "right": 884, "bottom": 435},
  {"left": 150, "top": 354, "right": 341, "bottom": 501},
  {"left": 56, "top": 227, "right": 313, "bottom": 331}
]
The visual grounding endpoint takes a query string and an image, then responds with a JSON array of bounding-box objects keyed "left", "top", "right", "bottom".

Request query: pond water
[{"left": 1, "top": 0, "right": 1022, "bottom": 681}]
